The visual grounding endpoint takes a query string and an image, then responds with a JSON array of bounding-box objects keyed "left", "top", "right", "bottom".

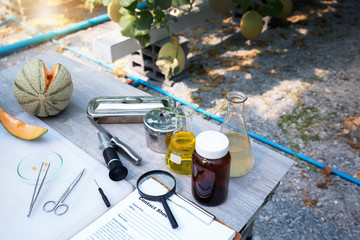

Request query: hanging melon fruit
[
  {"left": 13, "top": 59, "right": 73, "bottom": 117},
  {"left": 208, "top": 0, "right": 234, "bottom": 14},
  {"left": 240, "top": 10, "right": 263, "bottom": 40},
  {"left": 107, "top": 0, "right": 122, "bottom": 23},
  {"left": 156, "top": 38, "right": 186, "bottom": 79},
  {"left": 0, "top": 108, "right": 47, "bottom": 140},
  {"left": 275, "top": 0, "right": 293, "bottom": 19}
]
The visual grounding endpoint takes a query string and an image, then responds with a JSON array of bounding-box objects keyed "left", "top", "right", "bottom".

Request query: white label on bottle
[{"left": 170, "top": 153, "right": 182, "bottom": 164}]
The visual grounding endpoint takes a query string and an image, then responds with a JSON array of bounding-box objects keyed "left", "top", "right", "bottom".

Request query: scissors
[{"left": 43, "top": 169, "right": 86, "bottom": 216}]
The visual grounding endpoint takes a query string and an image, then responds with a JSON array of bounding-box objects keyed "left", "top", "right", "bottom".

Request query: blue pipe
[
  {"left": 137, "top": 2, "right": 148, "bottom": 9},
  {"left": 0, "top": 14, "right": 110, "bottom": 56},
  {"left": 0, "top": 2, "right": 149, "bottom": 57},
  {"left": 5, "top": 15, "right": 360, "bottom": 186},
  {"left": 4, "top": 14, "right": 42, "bottom": 34},
  {"left": 0, "top": 18, "right": 11, "bottom": 26},
  {"left": 130, "top": 77, "right": 360, "bottom": 186}
]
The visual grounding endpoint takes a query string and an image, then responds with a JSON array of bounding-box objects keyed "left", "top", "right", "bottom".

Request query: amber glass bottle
[{"left": 191, "top": 131, "right": 231, "bottom": 206}]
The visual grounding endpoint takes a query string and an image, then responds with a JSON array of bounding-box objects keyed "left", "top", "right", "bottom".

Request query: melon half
[{"left": 0, "top": 108, "right": 47, "bottom": 140}]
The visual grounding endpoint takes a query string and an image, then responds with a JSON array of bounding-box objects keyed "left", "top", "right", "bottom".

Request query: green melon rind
[
  {"left": 2, "top": 124, "right": 48, "bottom": 140},
  {"left": 0, "top": 108, "right": 48, "bottom": 140},
  {"left": 240, "top": 10, "right": 263, "bottom": 40},
  {"left": 13, "top": 59, "right": 46, "bottom": 97},
  {"left": 13, "top": 59, "right": 46, "bottom": 115},
  {"left": 13, "top": 59, "right": 73, "bottom": 117}
]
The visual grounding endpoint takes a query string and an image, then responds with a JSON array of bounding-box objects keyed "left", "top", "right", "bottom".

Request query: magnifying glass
[{"left": 136, "top": 170, "right": 178, "bottom": 229}]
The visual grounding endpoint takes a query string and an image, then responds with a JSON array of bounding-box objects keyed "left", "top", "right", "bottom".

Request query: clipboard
[
  {"left": 0, "top": 112, "right": 241, "bottom": 240},
  {"left": 71, "top": 176, "right": 241, "bottom": 240},
  {"left": 0, "top": 113, "right": 133, "bottom": 240}
]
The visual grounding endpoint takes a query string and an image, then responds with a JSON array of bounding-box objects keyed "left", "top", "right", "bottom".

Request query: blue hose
[
  {"left": 4, "top": 14, "right": 42, "bottom": 34},
  {"left": 130, "top": 77, "right": 360, "bottom": 185},
  {"left": 0, "top": 14, "right": 111, "bottom": 56},
  {"left": 0, "top": 1, "right": 150, "bottom": 57},
  {"left": 0, "top": 18, "right": 11, "bottom": 26},
  {"left": 3, "top": 14, "right": 360, "bottom": 186}
]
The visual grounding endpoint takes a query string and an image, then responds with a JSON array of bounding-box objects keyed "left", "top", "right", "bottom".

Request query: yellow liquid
[
  {"left": 223, "top": 132, "right": 254, "bottom": 177},
  {"left": 165, "top": 131, "right": 195, "bottom": 175}
]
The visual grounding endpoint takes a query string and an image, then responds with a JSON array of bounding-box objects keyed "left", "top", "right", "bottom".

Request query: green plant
[
  {"left": 85, "top": 0, "right": 194, "bottom": 46},
  {"left": 277, "top": 102, "right": 338, "bottom": 170},
  {"left": 83, "top": 0, "right": 288, "bottom": 46}
]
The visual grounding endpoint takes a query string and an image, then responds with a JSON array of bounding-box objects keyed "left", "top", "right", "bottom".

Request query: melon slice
[{"left": 0, "top": 108, "right": 48, "bottom": 140}]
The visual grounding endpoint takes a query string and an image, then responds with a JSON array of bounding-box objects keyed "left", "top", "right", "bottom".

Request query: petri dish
[{"left": 17, "top": 150, "right": 63, "bottom": 185}]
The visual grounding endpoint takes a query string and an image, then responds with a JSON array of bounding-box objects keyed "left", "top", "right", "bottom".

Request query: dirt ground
[{"left": 1, "top": 0, "right": 360, "bottom": 239}]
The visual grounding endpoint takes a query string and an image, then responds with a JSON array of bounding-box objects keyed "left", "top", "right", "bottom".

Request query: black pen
[{"left": 94, "top": 179, "right": 111, "bottom": 208}]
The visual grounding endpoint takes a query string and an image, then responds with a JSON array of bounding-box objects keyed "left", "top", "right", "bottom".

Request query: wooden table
[{"left": 0, "top": 51, "right": 294, "bottom": 239}]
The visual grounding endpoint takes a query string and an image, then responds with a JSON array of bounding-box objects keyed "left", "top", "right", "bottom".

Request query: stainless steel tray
[{"left": 87, "top": 96, "right": 176, "bottom": 123}]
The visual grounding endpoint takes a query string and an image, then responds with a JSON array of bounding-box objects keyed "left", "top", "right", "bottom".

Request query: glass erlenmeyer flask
[
  {"left": 220, "top": 91, "right": 254, "bottom": 177},
  {"left": 165, "top": 105, "right": 195, "bottom": 175}
]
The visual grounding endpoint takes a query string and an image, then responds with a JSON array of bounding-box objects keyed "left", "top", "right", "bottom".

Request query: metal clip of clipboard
[{"left": 170, "top": 192, "right": 216, "bottom": 225}]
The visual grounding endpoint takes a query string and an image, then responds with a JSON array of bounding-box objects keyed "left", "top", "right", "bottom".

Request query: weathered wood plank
[{"left": 0, "top": 51, "right": 294, "bottom": 231}]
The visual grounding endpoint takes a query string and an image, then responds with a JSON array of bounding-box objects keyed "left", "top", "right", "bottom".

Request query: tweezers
[{"left": 27, "top": 162, "right": 51, "bottom": 217}]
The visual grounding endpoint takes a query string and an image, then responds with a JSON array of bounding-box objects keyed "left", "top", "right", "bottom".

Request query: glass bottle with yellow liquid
[
  {"left": 165, "top": 105, "right": 195, "bottom": 175},
  {"left": 220, "top": 91, "right": 254, "bottom": 177}
]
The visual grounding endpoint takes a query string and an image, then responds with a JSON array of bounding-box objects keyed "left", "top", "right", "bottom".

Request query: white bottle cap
[{"left": 195, "top": 131, "right": 229, "bottom": 159}]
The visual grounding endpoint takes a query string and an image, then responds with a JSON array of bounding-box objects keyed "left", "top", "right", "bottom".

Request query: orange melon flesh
[
  {"left": 43, "top": 63, "right": 59, "bottom": 90},
  {"left": 0, "top": 108, "right": 48, "bottom": 140}
]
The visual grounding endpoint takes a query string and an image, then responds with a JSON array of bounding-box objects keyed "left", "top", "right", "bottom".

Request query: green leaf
[
  {"left": 156, "top": 56, "right": 180, "bottom": 79},
  {"left": 147, "top": 2, "right": 156, "bottom": 10},
  {"left": 120, "top": 4, "right": 135, "bottom": 15},
  {"left": 119, "top": 0, "right": 137, "bottom": 14},
  {"left": 157, "top": 0, "right": 172, "bottom": 9},
  {"left": 260, "top": 1, "right": 282, "bottom": 17},
  {"left": 135, "top": 34, "right": 150, "bottom": 47},
  {"left": 154, "top": 9, "right": 166, "bottom": 28},
  {"left": 119, "top": 0, "right": 137, "bottom": 7},
  {"left": 135, "top": 11, "right": 153, "bottom": 34},
  {"left": 120, "top": 11, "right": 153, "bottom": 38},
  {"left": 172, "top": 0, "right": 189, "bottom": 8},
  {"left": 236, "top": 0, "right": 255, "bottom": 11},
  {"left": 119, "top": 14, "right": 138, "bottom": 37}
]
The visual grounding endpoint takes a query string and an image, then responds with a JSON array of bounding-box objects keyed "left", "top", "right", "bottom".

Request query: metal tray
[{"left": 87, "top": 96, "right": 176, "bottom": 123}]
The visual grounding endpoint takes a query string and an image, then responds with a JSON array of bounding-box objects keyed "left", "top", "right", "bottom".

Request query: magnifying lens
[{"left": 137, "top": 170, "right": 178, "bottom": 229}]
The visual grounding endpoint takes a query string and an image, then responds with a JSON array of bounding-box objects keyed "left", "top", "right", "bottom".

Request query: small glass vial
[
  {"left": 191, "top": 131, "right": 231, "bottom": 206},
  {"left": 165, "top": 105, "right": 195, "bottom": 175}
]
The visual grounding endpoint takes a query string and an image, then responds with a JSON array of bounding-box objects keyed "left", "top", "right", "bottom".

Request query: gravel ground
[{"left": 1, "top": 0, "right": 359, "bottom": 239}]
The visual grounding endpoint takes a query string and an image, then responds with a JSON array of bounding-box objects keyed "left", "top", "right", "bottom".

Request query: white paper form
[
  {"left": 0, "top": 113, "right": 133, "bottom": 240},
  {"left": 71, "top": 178, "right": 235, "bottom": 240}
]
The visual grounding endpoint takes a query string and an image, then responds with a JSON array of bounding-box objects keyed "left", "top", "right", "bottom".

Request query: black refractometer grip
[
  {"left": 103, "top": 147, "right": 128, "bottom": 181},
  {"left": 103, "top": 147, "right": 120, "bottom": 165}
]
